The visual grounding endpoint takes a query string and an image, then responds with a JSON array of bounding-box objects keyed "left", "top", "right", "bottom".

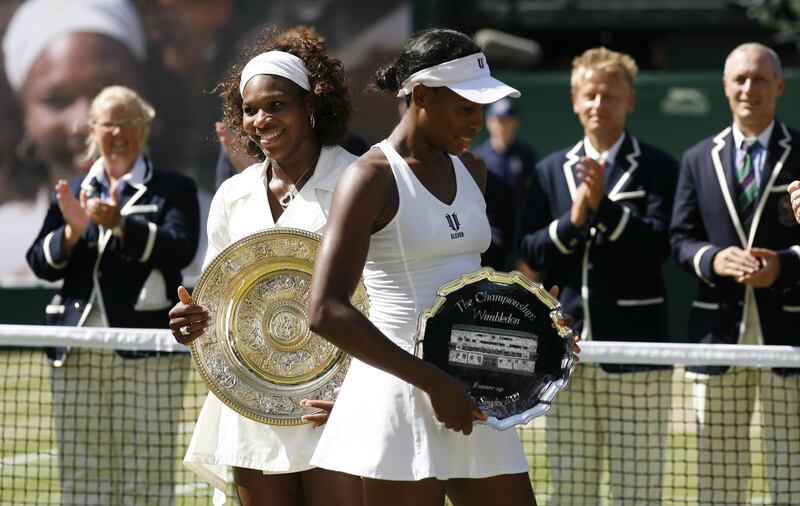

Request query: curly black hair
[
  {"left": 374, "top": 28, "right": 481, "bottom": 104},
  {"left": 218, "top": 26, "right": 351, "bottom": 159}
]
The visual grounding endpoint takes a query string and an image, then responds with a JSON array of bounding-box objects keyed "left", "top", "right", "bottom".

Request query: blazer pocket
[
  {"left": 616, "top": 297, "right": 664, "bottom": 306},
  {"left": 610, "top": 190, "right": 647, "bottom": 201},
  {"left": 45, "top": 304, "right": 65, "bottom": 314},
  {"left": 122, "top": 204, "right": 159, "bottom": 216},
  {"left": 771, "top": 184, "right": 789, "bottom": 193},
  {"left": 782, "top": 305, "right": 800, "bottom": 313},
  {"left": 692, "top": 301, "right": 719, "bottom": 310}
]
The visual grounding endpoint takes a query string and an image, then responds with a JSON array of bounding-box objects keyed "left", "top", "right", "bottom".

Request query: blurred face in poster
[
  {"left": 136, "top": 0, "right": 234, "bottom": 75},
  {"left": 19, "top": 33, "right": 142, "bottom": 184}
]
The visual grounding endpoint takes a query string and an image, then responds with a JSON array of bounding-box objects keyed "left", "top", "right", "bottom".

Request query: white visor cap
[{"left": 397, "top": 52, "right": 520, "bottom": 104}]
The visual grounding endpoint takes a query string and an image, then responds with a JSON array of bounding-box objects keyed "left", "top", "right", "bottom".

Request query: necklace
[{"left": 269, "top": 152, "right": 320, "bottom": 209}]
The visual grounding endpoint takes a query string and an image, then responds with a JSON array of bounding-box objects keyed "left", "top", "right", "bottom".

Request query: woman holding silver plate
[
  {"left": 167, "top": 26, "right": 362, "bottom": 506},
  {"left": 308, "top": 28, "right": 573, "bottom": 505}
]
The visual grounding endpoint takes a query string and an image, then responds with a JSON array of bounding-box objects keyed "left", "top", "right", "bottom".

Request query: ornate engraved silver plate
[
  {"left": 415, "top": 268, "right": 574, "bottom": 430},
  {"left": 190, "top": 228, "right": 369, "bottom": 425}
]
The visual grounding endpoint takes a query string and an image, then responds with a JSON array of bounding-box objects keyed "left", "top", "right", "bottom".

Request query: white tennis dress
[
  {"left": 183, "top": 145, "right": 357, "bottom": 504},
  {"left": 310, "top": 140, "right": 530, "bottom": 480}
]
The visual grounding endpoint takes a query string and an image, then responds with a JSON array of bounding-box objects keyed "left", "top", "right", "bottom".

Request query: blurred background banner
[
  {"left": 2, "top": 0, "right": 800, "bottom": 336},
  {"left": 0, "top": 0, "right": 411, "bottom": 291}
]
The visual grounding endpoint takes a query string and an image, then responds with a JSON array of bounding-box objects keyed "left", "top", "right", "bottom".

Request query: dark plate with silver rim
[
  {"left": 190, "top": 228, "right": 369, "bottom": 425},
  {"left": 415, "top": 268, "right": 574, "bottom": 430}
]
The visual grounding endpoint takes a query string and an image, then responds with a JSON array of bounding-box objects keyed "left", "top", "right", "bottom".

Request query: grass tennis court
[
  {"left": 0, "top": 350, "right": 215, "bottom": 505},
  {"left": 521, "top": 419, "right": 770, "bottom": 505},
  {"left": 1, "top": 350, "right": 775, "bottom": 505},
  {"left": 518, "top": 368, "right": 772, "bottom": 506}
]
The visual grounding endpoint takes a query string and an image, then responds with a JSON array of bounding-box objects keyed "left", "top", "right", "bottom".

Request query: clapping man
[{"left": 518, "top": 47, "right": 678, "bottom": 505}]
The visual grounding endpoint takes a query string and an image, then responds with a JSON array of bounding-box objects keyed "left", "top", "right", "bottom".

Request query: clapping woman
[
  {"left": 168, "top": 27, "right": 362, "bottom": 506},
  {"left": 26, "top": 84, "right": 200, "bottom": 505}
]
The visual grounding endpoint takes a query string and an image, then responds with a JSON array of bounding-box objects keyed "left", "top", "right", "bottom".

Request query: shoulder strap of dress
[
  {"left": 448, "top": 153, "right": 470, "bottom": 178},
  {"left": 376, "top": 140, "right": 405, "bottom": 173},
  {"left": 376, "top": 139, "right": 416, "bottom": 191},
  {"left": 448, "top": 153, "right": 480, "bottom": 197}
]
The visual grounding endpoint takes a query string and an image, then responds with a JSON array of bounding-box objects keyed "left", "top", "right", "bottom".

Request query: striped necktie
[{"left": 736, "top": 140, "right": 760, "bottom": 233}]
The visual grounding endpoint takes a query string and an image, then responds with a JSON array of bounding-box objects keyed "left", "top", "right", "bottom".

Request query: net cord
[
  {"left": 0, "top": 324, "right": 188, "bottom": 352},
  {"left": 1, "top": 325, "right": 799, "bottom": 367}
]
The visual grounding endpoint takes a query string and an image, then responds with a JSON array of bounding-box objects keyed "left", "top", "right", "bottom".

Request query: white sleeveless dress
[
  {"left": 182, "top": 146, "right": 357, "bottom": 504},
  {"left": 310, "top": 140, "right": 530, "bottom": 480}
]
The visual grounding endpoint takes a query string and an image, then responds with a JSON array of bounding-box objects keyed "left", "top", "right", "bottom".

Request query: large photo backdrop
[{"left": 0, "top": 0, "right": 410, "bottom": 288}]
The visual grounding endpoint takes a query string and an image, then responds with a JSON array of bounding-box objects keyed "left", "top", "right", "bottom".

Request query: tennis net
[
  {"left": 2, "top": 325, "right": 799, "bottom": 505},
  {"left": 521, "top": 341, "right": 800, "bottom": 506},
  {"left": 0, "top": 324, "right": 212, "bottom": 505}
]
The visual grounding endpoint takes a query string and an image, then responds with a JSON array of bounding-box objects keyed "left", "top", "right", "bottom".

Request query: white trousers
[
  {"left": 691, "top": 367, "right": 800, "bottom": 505},
  {"left": 52, "top": 348, "right": 190, "bottom": 506},
  {"left": 545, "top": 364, "right": 672, "bottom": 506},
  {"left": 691, "top": 297, "right": 800, "bottom": 505}
]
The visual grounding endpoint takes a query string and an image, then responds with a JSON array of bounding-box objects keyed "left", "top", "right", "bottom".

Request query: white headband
[
  {"left": 239, "top": 51, "right": 311, "bottom": 96},
  {"left": 3, "top": 0, "right": 146, "bottom": 92},
  {"left": 397, "top": 52, "right": 520, "bottom": 105}
]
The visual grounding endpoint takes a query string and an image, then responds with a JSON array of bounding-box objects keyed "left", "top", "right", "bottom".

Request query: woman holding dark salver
[{"left": 308, "top": 28, "right": 578, "bottom": 505}]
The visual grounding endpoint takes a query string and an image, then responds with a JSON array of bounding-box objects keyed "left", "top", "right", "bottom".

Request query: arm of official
[
  {"left": 519, "top": 161, "right": 588, "bottom": 270},
  {"left": 669, "top": 153, "right": 719, "bottom": 286}
]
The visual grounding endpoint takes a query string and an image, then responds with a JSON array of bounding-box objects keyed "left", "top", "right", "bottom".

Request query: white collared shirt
[
  {"left": 583, "top": 132, "right": 626, "bottom": 167},
  {"left": 732, "top": 121, "right": 773, "bottom": 189},
  {"left": 202, "top": 145, "right": 358, "bottom": 270},
  {"left": 83, "top": 155, "right": 149, "bottom": 199}
]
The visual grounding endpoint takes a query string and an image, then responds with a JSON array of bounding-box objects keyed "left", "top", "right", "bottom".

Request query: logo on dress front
[{"left": 445, "top": 213, "right": 464, "bottom": 239}]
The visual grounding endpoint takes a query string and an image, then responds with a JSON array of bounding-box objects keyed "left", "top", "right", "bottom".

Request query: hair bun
[{"left": 374, "top": 63, "right": 400, "bottom": 92}]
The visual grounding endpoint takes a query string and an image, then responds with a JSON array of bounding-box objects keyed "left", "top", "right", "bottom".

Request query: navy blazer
[
  {"left": 27, "top": 159, "right": 200, "bottom": 344},
  {"left": 519, "top": 134, "right": 678, "bottom": 371},
  {"left": 671, "top": 122, "right": 800, "bottom": 372}
]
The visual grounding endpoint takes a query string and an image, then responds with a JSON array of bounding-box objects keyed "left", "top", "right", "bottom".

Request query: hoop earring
[{"left": 310, "top": 114, "right": 315, "bottom": 129}]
